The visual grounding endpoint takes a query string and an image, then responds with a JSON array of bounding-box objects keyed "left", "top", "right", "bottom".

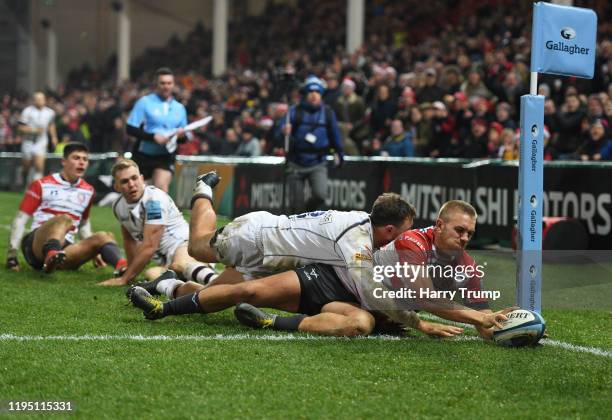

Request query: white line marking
[
  {"left": 541, "top": 339, "right": 612, "bottom": 358},
  {"left": 0, "top": 333, "right": 609, "bottom": 357}
]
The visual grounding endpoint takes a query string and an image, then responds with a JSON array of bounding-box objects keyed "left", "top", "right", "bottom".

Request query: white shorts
[
  {"left": 154, "top": 223, "right": 190, "bottom": 266},
  {"left": 213, "top": 212, "right": 271, "bottom": 279},
  {"left": 21, "top": 139, "right": 48, "bottom": 159}
]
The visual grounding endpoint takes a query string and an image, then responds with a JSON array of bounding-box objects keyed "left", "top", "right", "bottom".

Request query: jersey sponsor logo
[
  {"left": 145, "top": 200, "right": 162, "bottom": 220},
  {"left": 354, "top": 252, "right": 372, "bottom": 262}
]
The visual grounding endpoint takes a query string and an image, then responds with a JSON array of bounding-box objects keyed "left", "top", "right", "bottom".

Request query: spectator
[
  {"left": 235, "top": 125, "right": 262, "bottom": 157},
  {"left": 498, "top": 128, "right": 518, "bottom": 160},
  {"left": 553, "top": 93, "right": 587, "bottom": 157},
  {"left": 380, "top": 119, "right": 414, "bottom": 157},
  {"left": 370, "top": 84, "right": 397, "bottom": 138},
  {"left": 463, "top": 118, "right": 489, "bottom": 158},
  {"left": 333, "top": 78, "right": 366, "bottom": 155},
  {"left": 577, "top": 119, "right": 610, "bottom": 161},
  {"left": 417, "top": 68, "right": 445, "bottom": 103}
]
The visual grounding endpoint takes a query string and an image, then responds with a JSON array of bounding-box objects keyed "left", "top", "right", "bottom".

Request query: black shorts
[
  {"left": 20, "top": 228, "right": 71, "bottom": 271},
  {"left": 294, "top": 264, "right": 359, "bottom": 315},
  {"left": 132, "top": 151, "right": 175, "bottom": 180},
  {"left": 21, "top": 229, "right": 44, "bottom": 270}
]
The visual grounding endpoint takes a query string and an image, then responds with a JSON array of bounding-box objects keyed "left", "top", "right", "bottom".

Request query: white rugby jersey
[
  {"left": 19, "top": 105, "right": 55, "bottom": 143},
  {"left": 112, "top": 186, "right": 189, "bottom": 256},
  {"left": 258, "top": 210, "right": 374, "bottom": 271},
  {"left": 20, "top": 173, "right": 94, "bottom": 243}
]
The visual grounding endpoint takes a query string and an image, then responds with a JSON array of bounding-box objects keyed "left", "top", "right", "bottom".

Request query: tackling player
[
  {"left": 98, "top": 159, "right": 217, "bottom": 286},
  {"left": 5, "top": 143, "right": 126, "bottom": 274}
]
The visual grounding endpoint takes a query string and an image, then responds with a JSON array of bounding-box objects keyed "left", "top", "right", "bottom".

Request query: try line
[{"left": 0, "top": 333, "right": 609, "bottom": 358}]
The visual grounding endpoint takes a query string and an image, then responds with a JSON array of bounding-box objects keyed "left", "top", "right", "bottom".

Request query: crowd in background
[{"left": 1, "top": 0, "right": 611, "bottom": 160}]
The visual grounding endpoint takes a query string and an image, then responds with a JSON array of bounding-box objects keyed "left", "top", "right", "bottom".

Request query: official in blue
[
  {"left": 279, "top": 76, "right": 344, "bottom": 213},
  {"left": 126, "top": 67, "right": 187, "bottom": 192}
]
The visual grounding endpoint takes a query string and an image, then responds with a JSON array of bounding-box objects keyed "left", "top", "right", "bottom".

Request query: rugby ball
[{"left": 492, "top": 309, "right": 546, "bottom": 347}]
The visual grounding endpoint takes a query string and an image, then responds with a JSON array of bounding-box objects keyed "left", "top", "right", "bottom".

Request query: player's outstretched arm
[
  {"left": 120, "top": 225, "right": 137, "bottom": 264},
  {"left": 98, "top": 224, "right": 163, "bottom": 286}
]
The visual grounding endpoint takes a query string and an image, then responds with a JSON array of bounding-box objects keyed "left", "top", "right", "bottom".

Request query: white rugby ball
[{"left": 492, "top": 309, "right": 546, "bottom": 347}]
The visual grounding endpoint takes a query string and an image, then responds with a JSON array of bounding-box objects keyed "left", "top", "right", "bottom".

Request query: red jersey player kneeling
[{"left": 6, "top": 143, "right": 127, "bottom": 275}]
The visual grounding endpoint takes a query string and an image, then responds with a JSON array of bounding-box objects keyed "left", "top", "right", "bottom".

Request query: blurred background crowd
[{"left": 1, "top": 0, "right": 611, "bottom": 161}]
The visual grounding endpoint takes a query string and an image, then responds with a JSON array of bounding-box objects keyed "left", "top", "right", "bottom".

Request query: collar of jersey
[{"left": 53, "top": 173, "right": 80, "bottom": 187}]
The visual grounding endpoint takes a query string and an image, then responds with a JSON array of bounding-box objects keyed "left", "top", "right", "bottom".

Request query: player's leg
[
  {"left": 285, "top": 163, "right": 305, "bottom": 214},
  {"left": 188, "top": 171, "right": 220, "bottom": 262},
  {"left": 32, "top": 153, "right": 45, "bottom": 181},
  {"left": 169, "top": 244, "right": 218, "bottom": 286},
  {"left": 62, "top": 231, "right": 124, "bottom": 270},
  {"left": 144, "top": 266, "right": 167, "bottom": 281},
  {"left": 32, "top": 215, "right": 74, "bottom": 264},
  {"left": 130, "top": 270, "right": 301, "bottom": 319},
  {"left": 305, "top": 163, "right": 328, "bottom": 211},
  {"left": 151, "top": 168, "right": 172, "bottom": 193},
  {"left": 298, "top": 302, "right": 375, "bottom": 336},
  {"left": 21, "top": 158, "right": 32, "bottom": 186}
]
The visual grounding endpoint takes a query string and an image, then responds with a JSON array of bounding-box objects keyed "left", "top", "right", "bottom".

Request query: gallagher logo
[
  {"left": 560, "top": 27, "right": 576, "bottom": 40},
  {"left": 545, "top": 26, "right": 590, "bottom": 56}
]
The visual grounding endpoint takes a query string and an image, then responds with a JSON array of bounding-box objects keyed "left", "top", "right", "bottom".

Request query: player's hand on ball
[
  {"left": 98, "top": 277, "right": 128, "bottom": 286},
  {"left": 418, "top": 320, "right": 464, "bottom": 338},
  {"left": 481, "top": 307, "right": 518, "bottom": 329}
]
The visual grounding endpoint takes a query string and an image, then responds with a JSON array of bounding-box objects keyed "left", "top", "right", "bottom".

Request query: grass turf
[{"left": 0, "top": 191, "right": 610, "bottom": 418}]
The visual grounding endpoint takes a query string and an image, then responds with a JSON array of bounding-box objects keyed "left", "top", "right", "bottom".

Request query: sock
[
  {"left": 100, "top": 242, "right": 123, "bottom": 267},
  {"left": 157, "top": 278, "right": 185, "bottom": 299},
  {"left": 162, "top": 292, "right": 202, "bottom": 316},
  {"left": 272, "top": 314, "right": 307, "bottom": 332},
  {"left": 114, "top": 258, "right": 127, "bottom": 271},
  {"left": 184, "top": 262, "right": 218, "bottom": 285},
  {"left": 42, "top": 239, "right": 62, "bottom": 257}
]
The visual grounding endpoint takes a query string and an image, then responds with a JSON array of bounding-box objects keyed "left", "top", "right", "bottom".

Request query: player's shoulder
[
  {"left": 144, "top": 185, "right": 170, "bottom": 201},
  {"left": 394, "top": 226, "right": 434, "bottom": 252},
  {"left": 112, "top": 195, "right": 127, "bottom": 218},
  {"left": 75, "top": 178, "right": 95, "bottom": 192},
  {"left": 332, "top": 210, "right": 370, "bottom": 225},
  {"left": 39, "top": 173, "right": 61, "bottom": 185}
]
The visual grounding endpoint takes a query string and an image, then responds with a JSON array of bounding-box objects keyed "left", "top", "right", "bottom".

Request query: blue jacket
[
  {"left": 278, "top": 102, "right": 343, "bottom": 167},
  {"left": 382, "top": 132, "right": 415, "bottom": 157},
  {"left": 599, "top": 139, "right": 612, "bottom": 160}
]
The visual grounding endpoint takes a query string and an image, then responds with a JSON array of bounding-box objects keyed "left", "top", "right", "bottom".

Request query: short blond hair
[
  {"left": 438, "top": 200, "right": 477, "bottom": 221},
  {"left": 111, "top": 158, "right": 140, "bottom": 179}
]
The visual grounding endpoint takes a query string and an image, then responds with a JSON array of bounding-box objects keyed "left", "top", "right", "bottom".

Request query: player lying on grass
[
  {"left": 128, "top": 173, "right": 507, "bottom": 337},
  {"left": 98, "top": 159, "right": 217, "bottom": 286},
  {"left": 5, "top": 143, "right": 127, "bottom": 274},
  {"left": 375, "top": 199, "right": 508, "bottom": 340},
  {"left": 129, "top": 262, "right": 466, "bottom": 337}
]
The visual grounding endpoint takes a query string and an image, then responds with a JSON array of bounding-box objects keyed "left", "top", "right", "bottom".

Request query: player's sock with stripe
[
  {"left": 162, "top": 292, "right": 202, "bottom": 316},
  {"left": 100, "top": 242, "right": 123, "bottom": 267},
  {"left": 42, "top": 239, "right": 62, "bottom": 257},
  {"left": 272, "top": 314, "right": 307, "bottom": 331},
  {"left": 158, "top": 278, "right": 184, "bottom": 299},
  {"left": 184, "top": 262, "right": 218, "bottom": 285}
]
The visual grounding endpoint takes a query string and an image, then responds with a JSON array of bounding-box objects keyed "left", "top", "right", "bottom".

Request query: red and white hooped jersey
[{"left": 19, "top": 173, "right": 94, "bottom": 243}]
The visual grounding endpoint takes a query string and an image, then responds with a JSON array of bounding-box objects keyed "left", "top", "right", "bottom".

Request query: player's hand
[
  {"left": 418, "top": 319, "right": 464, "bottom": 338},
  {"left": 6, "top": 256, "right": 20, "bottom": 272},
  {"left": 153, "top": 133, "right": 169, "bottom": 145},
  {"left": 175, "top": 127, "right": 185, "bottom": 138},
  {"left": 97, "top": 277, "right": 129, "bottom": 286},
  {"left": 480, "top": 307, "right": 517, "bottom": 329},
  {"left": 93, "top": 254, "right": 107, "bottom": 268}
]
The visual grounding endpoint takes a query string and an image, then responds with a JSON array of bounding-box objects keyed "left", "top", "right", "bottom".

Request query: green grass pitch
[{"left": 0, "top": 191, "right": 610, "bottom": 418}]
